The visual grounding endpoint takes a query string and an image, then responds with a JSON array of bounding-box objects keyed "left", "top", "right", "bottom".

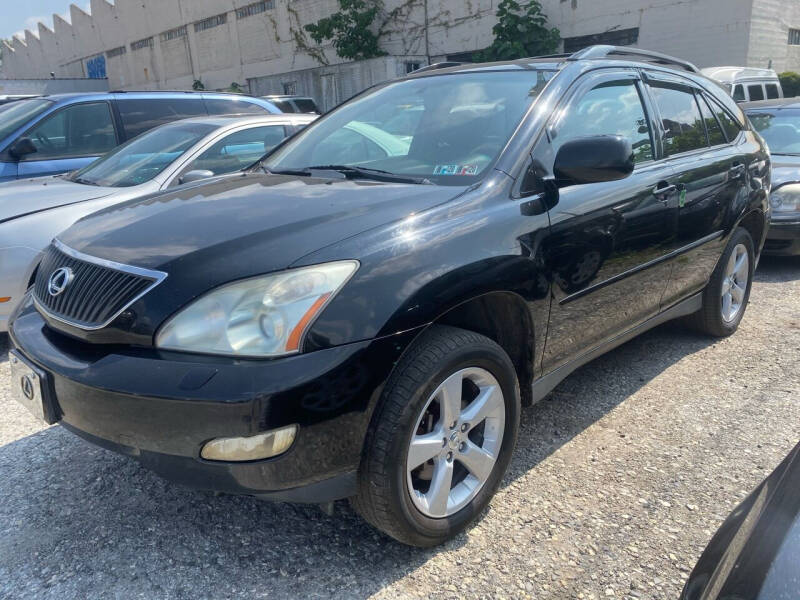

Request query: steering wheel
[{"left": 35, "top": 132, "right": 55, "bottom": 152}]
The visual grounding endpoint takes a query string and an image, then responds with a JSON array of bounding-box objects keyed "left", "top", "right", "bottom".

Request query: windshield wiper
[
  {"left": 307, "top": 165, "right": 432, "bottom": 185},
  {"left": 71, "top": 177, "right": 99, "bottom": 186}
]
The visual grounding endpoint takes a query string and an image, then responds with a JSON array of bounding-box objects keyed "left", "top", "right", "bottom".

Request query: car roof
[
  {"left": 40, "top": 91, "right": 276, "bottom": 107},
  {"left": 742, "top": 98, "right": 800, "bottom": 111},
  {"left": 700, "top": 66, "right": 779, "bottom": 82},
  {"left": 173, "top": 113, "right": 317, "bottom": 128}
]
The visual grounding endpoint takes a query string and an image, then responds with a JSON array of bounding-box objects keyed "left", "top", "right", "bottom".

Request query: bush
[
  {"left": 474, "top": 0, "right": 560, "bottom": 62},
  {"left": 779, "top": 72, "right": 800, "bottom": 98}
]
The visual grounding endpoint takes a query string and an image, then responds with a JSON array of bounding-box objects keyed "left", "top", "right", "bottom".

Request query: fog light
[{"left": 200, "top": 425, "right": 298, "bottom": 462}]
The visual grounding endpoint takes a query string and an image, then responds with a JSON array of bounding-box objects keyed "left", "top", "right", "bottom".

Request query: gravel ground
[{"left": 1, "top": 256, "right": 799, "bottom": 600}]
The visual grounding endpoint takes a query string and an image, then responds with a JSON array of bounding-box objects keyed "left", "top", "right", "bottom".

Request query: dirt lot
[{"left": 1, "top": 256, "right": 798, "bottom": 600}]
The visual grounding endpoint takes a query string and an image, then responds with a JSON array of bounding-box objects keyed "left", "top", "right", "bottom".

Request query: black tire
[
  {"left": 351, "top": 325, "right": 520, "bottom": 547},
  {"left": 687, "top": 227, "right": 755, "bottom": 337}
]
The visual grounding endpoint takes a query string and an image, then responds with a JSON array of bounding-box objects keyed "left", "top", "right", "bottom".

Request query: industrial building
[{"left": 2, "top": 0, "right": 799, "bottom": 110}]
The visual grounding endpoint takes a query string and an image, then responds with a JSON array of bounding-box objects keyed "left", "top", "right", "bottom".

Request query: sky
[{"left": 2, "top": 1, "right": 91, "bottom": 42}]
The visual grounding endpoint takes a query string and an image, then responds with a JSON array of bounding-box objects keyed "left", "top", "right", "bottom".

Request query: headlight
[
  {"left": 770, "top": 183, "right": 800, "bottom": 214},
  {"left": 156, "top": 260, "right": 358, "bottom": 357}
]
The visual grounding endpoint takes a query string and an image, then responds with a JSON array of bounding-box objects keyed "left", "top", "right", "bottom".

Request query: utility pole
[{"left": 424, "top": 0, "right": 431, "bottom": 65}]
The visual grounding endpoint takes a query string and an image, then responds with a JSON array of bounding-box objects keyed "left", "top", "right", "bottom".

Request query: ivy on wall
[
  {"left": 474, "top": 0, "right": 560, "bottom": 62},
  {"left": 304, "top": 0, "right": 387, "bottom": 61}
]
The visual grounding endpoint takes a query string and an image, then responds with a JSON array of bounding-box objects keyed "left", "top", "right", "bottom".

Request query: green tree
[
  {"left": 192, "top": 79, "right": 205, "bottom": 91},
  {"left": 305, "top": 0, "right": 386, "bottom": 61},
  {"left": 779, "top": 72, "right": 800, "bottom": 98},
  {"left": 475, "top": 0, "right": 560, "bottom": 62},
  {"left": 228, "top": 82, "right": 244, "bottom": 93}
]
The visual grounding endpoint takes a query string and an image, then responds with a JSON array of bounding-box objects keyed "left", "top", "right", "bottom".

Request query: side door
[
  {"left": 167, "top": 124, "right": 291, "bottom": 186},
  {"left": 644, "top": 75, "right": 748, "bottom": 305},
  {"left": 538, "top": 70, "right": 680, "bottom": 373},
  {"left": 16, "top": 101, "right": 118, "bottom": 178}
]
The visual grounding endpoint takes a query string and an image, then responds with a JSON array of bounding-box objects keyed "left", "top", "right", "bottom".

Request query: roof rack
[
  {"left": 410, "top": 62, "right": 462, "bottom": 74},
  {"left": 567, "top": 45, "right": 699, "bottom": 73}
]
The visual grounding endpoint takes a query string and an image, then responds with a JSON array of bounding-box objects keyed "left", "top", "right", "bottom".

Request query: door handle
[
  {"left": 652, "top": 184, "right": 677, "bottom": 201},
  {"left": 729, "top": 163, "right": 746, "bottom": 179}
]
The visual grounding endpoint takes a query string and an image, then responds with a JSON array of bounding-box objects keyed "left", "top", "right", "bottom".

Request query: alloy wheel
[
  {"left": 721, "top": 243, "right": 749, "bottom": 323},
  {"left": 406, "top": 367, "right": 505, "bottom": 518}
]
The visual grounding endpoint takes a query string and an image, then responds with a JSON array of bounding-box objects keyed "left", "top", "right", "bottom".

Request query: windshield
[
  {"left": 748, "top": 109, "right": 800, "bottom": 154},
  {"left": 69, "top": 121, "right": 217, "bottom": 187},
  {"left": 264, "top": 70, "right": 554, "bottom": 185},
  {"left": 0, "top": 98, "right": 53, "bottom": 142}
]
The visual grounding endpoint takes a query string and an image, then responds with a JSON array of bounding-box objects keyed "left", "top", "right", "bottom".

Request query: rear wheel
[
  {"left": 351, "top": 325, "right": 520, "bottom": 547},
  {"left": 688, "top": 227, "right": 754, "bottom": 337}
]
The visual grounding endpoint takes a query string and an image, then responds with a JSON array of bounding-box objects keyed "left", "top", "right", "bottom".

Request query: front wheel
[
  {"left": 351, "top": 325, "right": 520, "bottom": 547},
  {"left": 688, "top": 227, "right": 755, "bottom": 337}
]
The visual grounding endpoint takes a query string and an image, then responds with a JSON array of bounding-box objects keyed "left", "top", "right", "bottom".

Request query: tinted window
[
  {"left": 25, "top": 102, "right": 116, "bottom": 160},
  {"left": 732, "top": 85, "right": 745, "bottom": 102},
  {"left": 270, "top": 99, "right": 296, "bottom": 113},
  {"left": 748, "top": 84, "right": 765, "bottom": 101},
  {"left": 747, "top": 110, "right": 800, "bottom": 154},
  {"left": 118, "top": 98, "right": 207, "bottom": 139},
  {"left": 766, "top": 84, "right": 780, "bottom": 100},
  {"left": 650, "top": 85, "right": 707, "bottom": 155},
  {"left": 204, "top": 97, "right": 267, "bottom": 115},
  {"left": 698, "top": 95, "right": 726, "bottom": 145},
  {"left": 555, "top": 80, "right": 653, "bottom": 163},
  {"left": 0, "top": 98, "right": 53, "bottom": 142},
  {"left": 293, "top": 99, "right": 319, "bottom": 113},
  {"left": 183, "top": 125, "right": 288, "bottom": 176},
  {"left": 70, "top": 122, "right": 215, "bottom": 187},
  {"left": 707, "top": 97, "right": 743, "bottom": 141}
]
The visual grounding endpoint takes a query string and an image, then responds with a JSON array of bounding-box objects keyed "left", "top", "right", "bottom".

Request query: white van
[{"left": 701, "top": 66, "right": 784, "bottom": 102}]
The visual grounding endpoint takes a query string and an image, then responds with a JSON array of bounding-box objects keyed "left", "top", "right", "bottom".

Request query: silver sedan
[{"left": 0, "top": 113, "right": 316, "bottom": 331}]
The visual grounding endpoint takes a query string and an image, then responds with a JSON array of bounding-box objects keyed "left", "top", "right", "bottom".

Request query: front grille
[{"left": 33, "top": 241, "right": 167, "bottom": 330}]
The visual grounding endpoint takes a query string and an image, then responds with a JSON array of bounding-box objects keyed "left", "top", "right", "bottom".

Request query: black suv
[{"left": 8, "top": 46, "right": 770, "bottom": 547}]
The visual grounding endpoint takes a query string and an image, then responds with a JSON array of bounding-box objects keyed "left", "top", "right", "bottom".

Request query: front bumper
[
  {"left": 763, "top": 218, "right": 800, "bottom": 256},
  {"left": 9, "top": 300, "right": 420, "bottom": 502}
]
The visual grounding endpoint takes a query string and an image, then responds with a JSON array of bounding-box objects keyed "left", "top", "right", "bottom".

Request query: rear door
[
  {"left": 17, "top": 101, "right": 118, "bottom": 178},
  {"left": 538, "top": 69, "right": 679, "bottom": 372},
  {"left": 643, "top": 73, "right": 748, "bottom": 305}
]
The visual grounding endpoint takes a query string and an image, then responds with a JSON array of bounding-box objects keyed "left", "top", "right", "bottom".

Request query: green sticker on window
[{"left": 679, "top": 188, "right": 687, "bottom": 208}]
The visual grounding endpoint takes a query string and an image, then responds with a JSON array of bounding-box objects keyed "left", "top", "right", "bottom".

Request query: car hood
[
  {"left": 59, "top": 172, "right": 465, "bottom": 275},
  {"left": 0, "top": 175, "right": 117, "bottom": 224},
  {"left": 771, "top": 154, "right": 800, "bottom": 189}
]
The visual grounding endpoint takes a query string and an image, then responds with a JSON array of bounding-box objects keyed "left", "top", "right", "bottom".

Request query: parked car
[
  {"left": 0, "top": 113, "right": 314, "bottom": 332},
  {"left": 0, "top": 94, "right": 41, "bottom": 106},
  {"left": 262, "top": 95, "right": 320, "bottom": 114},
  {"left": 0, "top": 92, "right": 280, "bottom": 182},
  {"left": 702, "top": 66, "right": 783, "bottom": 103},
  {"left": 8, "top": 46, "right": 769, "bottom": 547},
  {"left": 744, "top": 99, "right": 800, "bottom": 255},
  {"left": 681, "top": 440, "right": 800, "bottom": 600}
]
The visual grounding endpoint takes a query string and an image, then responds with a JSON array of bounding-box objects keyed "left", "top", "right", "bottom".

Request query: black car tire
[
  {"left": 351, "top": 325, "right": 520, "bottom": 547},
  {"left": 688, "top": 227, "right": 755, "bottom": 337}
]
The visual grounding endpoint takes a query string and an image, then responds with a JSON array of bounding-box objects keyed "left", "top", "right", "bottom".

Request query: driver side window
[
  {"left": 553, "top": 80, "right": 654, "bottom": 164},
  {"left": 23, "top": 102, "right": 116, "bottom": 160}
]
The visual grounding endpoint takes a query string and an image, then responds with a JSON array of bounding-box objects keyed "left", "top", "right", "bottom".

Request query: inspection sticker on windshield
[{"left": 434, "top": 164, "right": 478, "bottom": 176}]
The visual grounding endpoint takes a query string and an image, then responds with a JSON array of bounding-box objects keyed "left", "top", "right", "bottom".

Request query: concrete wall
[{"left": 748, "top": 0, "right": 800, "bottom": 72}]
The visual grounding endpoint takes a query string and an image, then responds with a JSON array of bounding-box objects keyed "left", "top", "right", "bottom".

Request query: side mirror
[
  {"left": 553, "top": 135, "right": 634, "bottom": 186},
  {"left": 179, "top": 169, "right": 215, "bottom": 185},
  {"left": 9, "top": 137, "right": 37, "bottom": 160}
]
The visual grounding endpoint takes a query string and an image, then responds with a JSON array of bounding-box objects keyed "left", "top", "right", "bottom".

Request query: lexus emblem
[
  {"left": 47, "top": 267, "right": 74, "bottom": 297},
  {"left": 20, "top": 375, "right": 34, "bottom": 400}
]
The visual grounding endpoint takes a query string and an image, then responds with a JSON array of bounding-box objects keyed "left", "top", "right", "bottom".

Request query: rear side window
[
  {"left": 698, "top": 95, "right": 726, "bottom": 145},
  {"left": 554, "top": 80, "right": 654, "bottom": 163},
  {"left": 748, "top": 84, "right": 765, "bottom": 101},
  {"left": 204, "top": 97, "right": 267, "bottom": 115},
  {"left": 24, "top": 102, "right": 116, "bottom": 159},
  {"left": 118, "top": 98, "right": 207, "bottom": 139},
  {"left": 649, "top": 84, "right": 707, "bottom": 155},
  {"left": 732, "top": 85, "right": 745, "bottom": 102},
  {"left": 293, "top": 99, "right": 319, "bottom": 113},
  {"left": 765, "top": 84, "right": 780, "bottom": 100},
  {"left": 706, "top": 96, "right": 743, "bottom": 141}
]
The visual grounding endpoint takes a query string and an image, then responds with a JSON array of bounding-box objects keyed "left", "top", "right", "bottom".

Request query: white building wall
[{"left": 748, "top": 0, "right": 800, "bottom": 72}]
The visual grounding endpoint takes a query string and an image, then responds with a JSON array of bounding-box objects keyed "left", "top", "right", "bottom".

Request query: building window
[
  {"left": 131, "top": 37, "right": 154, "bottom": 52},
  {"left": 236, "top": 1, "right": 274, "bottom": 19},
  {"left": 106, "top": 46, "right": 126, "bottom": 59},
  {"left": 160, "top": 26, "right": 187, "bottom": 42},
  {"left": 283, "top": 81, "right": 297, "bottom": 95},
  {"left": 563, "top": 27, "right": 640, "bottom": 53},
  {"left": 790, "top": 28, "right": 800, "bottom": 45},
  {"left": 194, "top": 13, "right": 228, "bottom": 33},
  {"left": 405, "top": 61, "right": 422, "bottom": 74}
]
